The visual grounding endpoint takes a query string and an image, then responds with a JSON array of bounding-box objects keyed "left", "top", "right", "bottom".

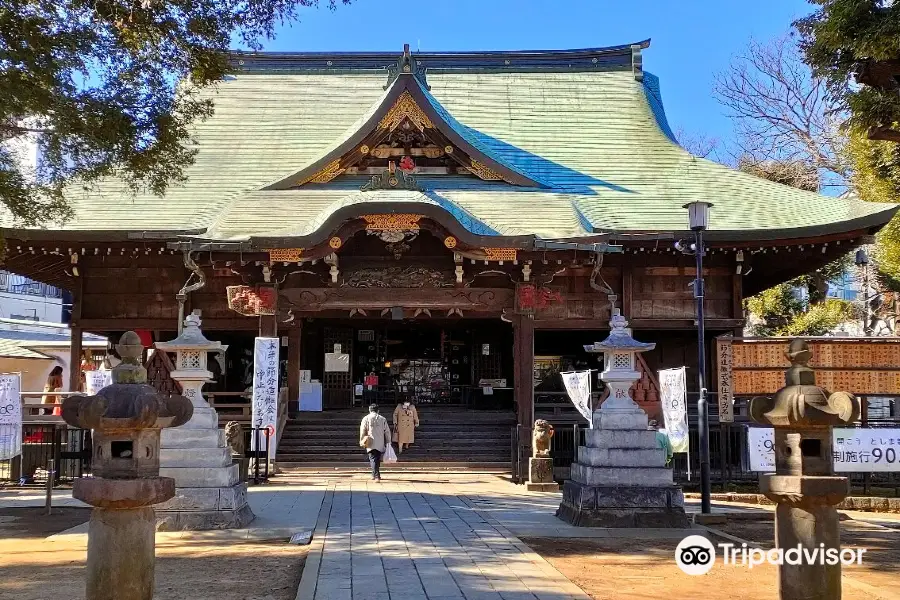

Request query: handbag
[
  {"left": 360, "top": 435, "right": 374, "bottom": 449},
  {"left": 383, "top": 444, "right": 398, "bottom": 464},
  {"left": 392, "top": 431, "right": 399, "bottom": 443}
]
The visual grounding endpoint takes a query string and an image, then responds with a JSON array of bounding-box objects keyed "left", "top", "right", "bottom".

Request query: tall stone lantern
[
  {"left": 61, "top": 332, "right": 193, "bottom": 600},
  {"left": 557, "top": 309, "right": 689, "bottom": 527},
  {"left": 750, "top": 339, "right": 860, "bottom": 600},
  {"left": 155, "top": 312, "right": 254, "bottom": 530}
]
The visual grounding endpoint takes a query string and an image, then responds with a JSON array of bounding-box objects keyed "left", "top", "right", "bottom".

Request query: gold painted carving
[
  {"left": 444, "top": 236, "right": 458, "bottom": 249},
  {"left": 299, "top": 159, "right": 344, "bottom": 185},
  {"left": 467, "top": 159, "right": 505, "bottom": 182},
  {"left": 378, "top": 91, "right": 433, "bottom": 131},
  {"left": 266, "top": 248, "right": 303, "bottom": 262},
  {"left": 329, "top": 237, "right": 343, "bottom": 249},
  {"left": 483, "top": 248, "right": 517, "bottom": 261},
  {"left": 360, "top": 145, "right": 370, "bottom": 155},
  {"left": 362, "top": 214, "right": 424, "bottom": 231}
]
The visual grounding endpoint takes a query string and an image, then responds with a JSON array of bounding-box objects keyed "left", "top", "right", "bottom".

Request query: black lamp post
[{"left": 685, "top": 201, "right": 713, "bottom": 514}]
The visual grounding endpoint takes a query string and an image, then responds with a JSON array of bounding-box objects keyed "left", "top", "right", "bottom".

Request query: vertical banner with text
[
  {"left": 560, "top": 371, "right": 593, "bottom": 427},
  {"left": 658, "top": 367, "right": 690, "bottom": 453},
  {"left": 0, "top": 373, "right": 22, "bottom": 461},
  {"left": 251, "top": 337, "right": 280, "bottom": 452},
  {"left": 716, "top": 338, "right": 734, "bottom": 422}
]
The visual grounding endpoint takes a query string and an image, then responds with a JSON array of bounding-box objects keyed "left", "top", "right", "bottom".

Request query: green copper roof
[{"left": 2, "top": 46, "right": 896, "bottom": 244}]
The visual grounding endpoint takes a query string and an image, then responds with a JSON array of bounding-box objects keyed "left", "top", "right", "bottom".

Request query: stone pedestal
[
  {"left": 526, "top": 457, "right": 559, "bottom": 492},
  {"left": 86, "top": 507, "right": 155, "bottom": 600},
  {"left": 557, "top": 406, "right": 689, "bottom": 527},
  {"left": 155, "top": 314, "right": 254, "bottom": 531}
]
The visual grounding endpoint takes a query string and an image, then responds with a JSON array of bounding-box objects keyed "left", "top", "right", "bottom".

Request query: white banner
[
  {"left": 834, "top": 428, "right": 900, "bottom": 472},
  {"left": 0, "top": 373, "right": 22, "bottom": 461},
  {"left": 747, "top": 427, "right": 775, "bottom": 472},
  {"left": 85, "top": 370, "right": 112, "bottom": 395},
  {"left": 561, "top": 371, "right": 593, "bottom": 426},
  {"left": 251, "top": 337, "right": 279, "bottom": 451},
  {"left": 659, "top": 367, "right": 690, "bottom": 453}
]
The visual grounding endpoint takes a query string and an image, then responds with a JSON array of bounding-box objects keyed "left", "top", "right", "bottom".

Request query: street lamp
[{"left": 684, "top": 201, "right": 713, "bottom": 514}]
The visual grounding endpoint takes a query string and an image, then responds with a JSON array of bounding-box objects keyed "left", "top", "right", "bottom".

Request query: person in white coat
[{"left": 359, "top": 404, "right": 392, "bottom": 481}]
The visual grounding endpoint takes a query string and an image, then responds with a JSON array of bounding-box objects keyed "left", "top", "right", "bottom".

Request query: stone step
[
  {"left": 592, "top": 409, "right": 649, "bottom": 431},
  {"left": 278, "top": 462, "right": 510, "bottom": 472},
  {"left": 570, "top": 463, "right": 674, "bottom": 487},
  {"left": 155, "top": 484, "right": 249, "bottom": 512},
  {"left": 159, "top": 464, "right": 239, "bottom": 488},
  {"left": 162, "top": 428, "right": 226, "bottom": 449},
  {"left": 577, "top": 447, "right": 666, "bottom": 468},
  {"left": 160, "top": 447, "right": 232, "bottom": 468},
  {"left": 276, "top": 453, "right": 508, "bottom": 462},
  {"left": 585, "top": 429, "right": 658, "bottom": 449}
]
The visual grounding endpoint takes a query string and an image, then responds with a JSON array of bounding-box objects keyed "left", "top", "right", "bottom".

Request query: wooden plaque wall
[{"left": 720, "top": 338, "right": 900, "bottom": 396}]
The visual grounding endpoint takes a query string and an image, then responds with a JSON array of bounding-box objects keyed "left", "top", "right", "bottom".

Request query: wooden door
[{"left": 323, "top": 326, "right": 354, "bottom": 409}]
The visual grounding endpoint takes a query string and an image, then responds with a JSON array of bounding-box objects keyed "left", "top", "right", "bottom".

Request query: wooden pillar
[
  {"left": 258, "top": 284, "right": 278, "bottom": 338},
  {"left": 69, "top": 326, "right": 83, "bottom": 392},
  {"left": 513, "top": 315, "right": 535, "bottom": 483},
  {"left": 622, "top": 260, "right": 633, "bottom": 318},
  {"left": 287, "top": 325, "right": 302, "bottom": 418}
]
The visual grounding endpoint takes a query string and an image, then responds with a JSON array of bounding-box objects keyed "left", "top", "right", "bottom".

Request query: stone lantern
[
  {"left": 750, "top": 339, "right": 860, "bottom": 600},
  {"left": 155, "top": 311, "right": 254, "bottom": 530},
  {"left": 61, "top": 332, "right": 192, "bottom": 600},
  {"left": 557, "top": 309, "right": 689, "bottom": 527}
]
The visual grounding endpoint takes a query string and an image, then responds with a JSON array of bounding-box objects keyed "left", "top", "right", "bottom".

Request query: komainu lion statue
[
  {"left": 225, "top": 421, "right": 245, "bottom": 457},
  {"left": 532, "top": 419, "right": 554, "bottom": 457}
]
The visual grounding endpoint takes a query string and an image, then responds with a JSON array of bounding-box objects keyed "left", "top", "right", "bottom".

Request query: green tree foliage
[
  {"left": 844, "top": 125, "right": 900, "bottom": 289},
  {"left": 746, "top": 285, "right": 857, "bottom": 337},
  {"left": 796, "top": 1, "right": 900, "bottom": 139},
  {"left": 0, "top": 0, "right": 347, "bottom": 225}
]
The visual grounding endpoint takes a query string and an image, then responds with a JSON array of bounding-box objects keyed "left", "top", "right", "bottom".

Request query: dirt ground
[
  {"left": 0, "top": 508, "right": 306, "bottom": 600},
  {"left": 715, "top": 519, "right": 900, "bottom": 595},
  {"left": 524, "top": 536, "right": 888, "bottom": 600}
]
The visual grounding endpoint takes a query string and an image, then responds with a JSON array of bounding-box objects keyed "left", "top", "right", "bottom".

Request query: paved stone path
[{"left": 303, "top": 479, "right": 589, "bottom": 600}]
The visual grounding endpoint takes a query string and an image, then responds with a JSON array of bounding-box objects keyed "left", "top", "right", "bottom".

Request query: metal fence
[
  {"left": 533, "top": 392, "right": 900, "bottom": 493},
  {"left": 0, "top": 425, "right": 91, "bottom": 485}
]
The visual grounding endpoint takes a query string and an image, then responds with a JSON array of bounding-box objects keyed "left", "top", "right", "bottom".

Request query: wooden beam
[
  {"left": 78, "top": 318, "right": 258, "bottom": 331},
  {"left": 732, "top": 273, "right": 743, "bottom": 320}
]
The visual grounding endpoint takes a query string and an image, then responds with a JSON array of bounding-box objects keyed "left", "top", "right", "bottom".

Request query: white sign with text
[
  {"left": 659, "top": 367, "right": 690, "bottom": 453},
  {"left": 0, "top": 373, "right": 22, "bottom": 460},
  {"left": 251, "top": 337, "right": 279, "bottom": 451}
]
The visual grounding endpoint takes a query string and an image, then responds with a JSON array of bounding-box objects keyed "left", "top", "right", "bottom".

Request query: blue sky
[{"left": 256, "top": 0, "right": 816, "bottom": 152}]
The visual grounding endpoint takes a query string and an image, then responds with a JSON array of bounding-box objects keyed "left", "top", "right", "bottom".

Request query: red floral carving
[
  {"left": 517, "top": 284, "right": 562, "bottom": 312},
  {"left": 227, "top": 285, "right": 277, "bottom": 316},
  {"left": 399, "top": 155, "right": 415, "bottom": 172}
]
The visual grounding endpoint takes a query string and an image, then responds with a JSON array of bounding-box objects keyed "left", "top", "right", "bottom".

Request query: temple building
[{"left": 2, "top": 41, "right": 896, "bottom": 472}]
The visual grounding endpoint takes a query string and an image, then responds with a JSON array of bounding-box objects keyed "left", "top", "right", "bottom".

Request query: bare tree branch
[{"left": 714, "top": 34, "right": 850, "bottom": 187}]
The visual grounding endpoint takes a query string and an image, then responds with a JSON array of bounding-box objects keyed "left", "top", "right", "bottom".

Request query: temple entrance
[{"left": 303, "top": 319, "right": 513, "bottom": 410}]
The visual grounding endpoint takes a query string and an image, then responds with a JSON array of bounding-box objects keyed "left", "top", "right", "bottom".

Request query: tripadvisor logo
[{"left": 675, "top": 535, "right": 866, "bottom": 576}]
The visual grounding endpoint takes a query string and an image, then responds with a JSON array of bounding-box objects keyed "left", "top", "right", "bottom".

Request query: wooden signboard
[
  {"left": 715, "top": 338, "right": 734, "bottom": 422},
  {"left": 717, "top": 337, "right": 900, "bottom": 396}
]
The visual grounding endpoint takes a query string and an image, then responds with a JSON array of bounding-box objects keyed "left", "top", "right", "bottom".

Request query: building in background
[
  {"left": 0, "top": 271, "right": 69, "bottom": 323},
  {"left": 0, "top": 319, "right": 107, "bottom": 392}
]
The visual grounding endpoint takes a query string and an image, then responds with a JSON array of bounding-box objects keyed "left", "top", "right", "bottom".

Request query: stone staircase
[{"left": 277, "top": 407, "right": 515, "bottom": 472}]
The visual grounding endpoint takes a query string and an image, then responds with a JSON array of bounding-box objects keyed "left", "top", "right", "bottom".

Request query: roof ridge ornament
[
  {"left": 631, "top": 44, "right": 643, "bottom": 82},
  {"left": 385, "top": 43, "right": 430, "bottom": 90}
]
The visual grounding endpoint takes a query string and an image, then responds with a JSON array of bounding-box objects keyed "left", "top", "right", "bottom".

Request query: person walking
[
  {"left": 359, "top": 404, "right": 392, "bottom": 481},
  {"left": 392, "top": 401, "right": 419, "bottom": 454}
]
